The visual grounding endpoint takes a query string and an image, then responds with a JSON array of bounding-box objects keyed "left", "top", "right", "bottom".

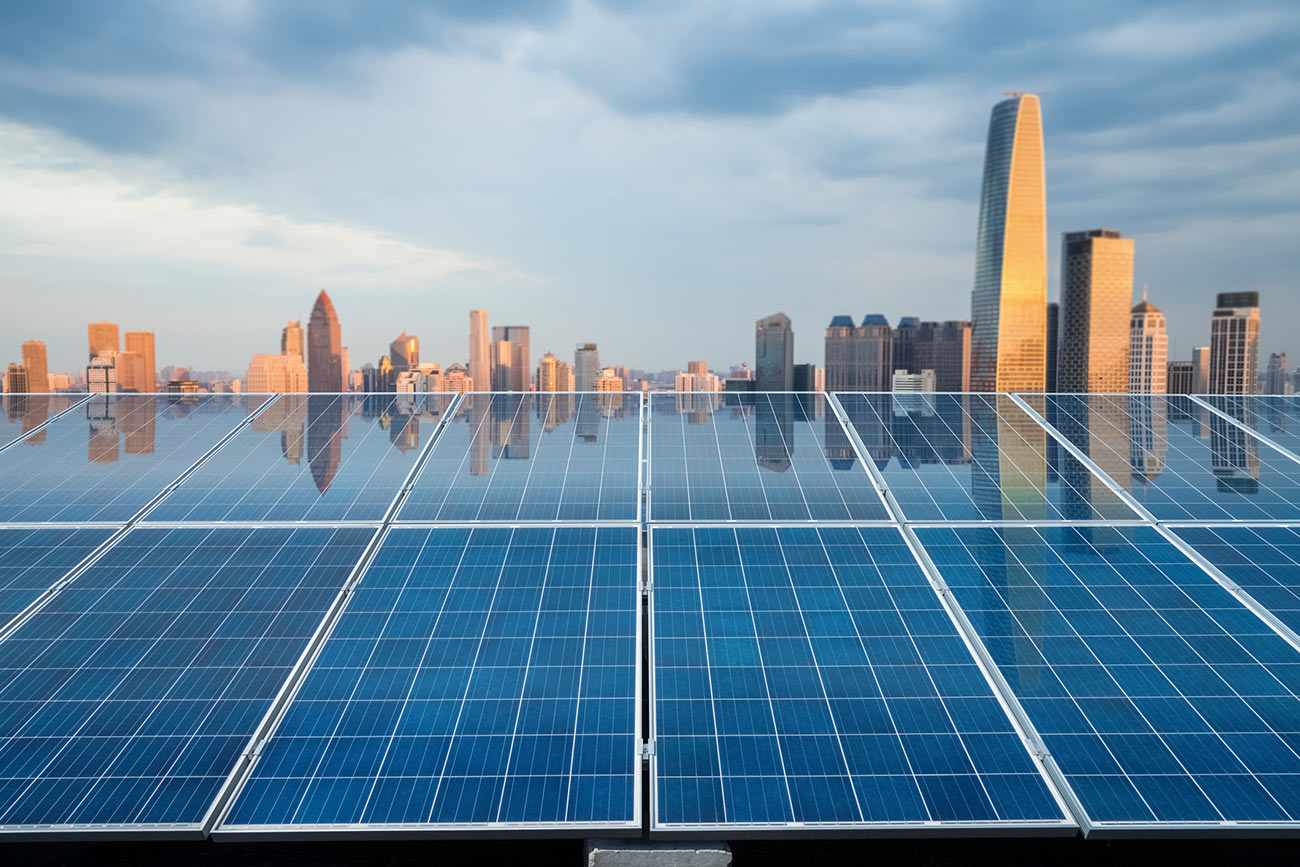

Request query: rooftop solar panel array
[{"left": 3, "top": 390, "right": 1300, "bottom": 841}]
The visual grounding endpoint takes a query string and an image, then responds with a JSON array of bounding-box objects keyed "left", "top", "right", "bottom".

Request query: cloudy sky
[{"left": 2, "top": 0, "right": 1298, "bottom": 377}]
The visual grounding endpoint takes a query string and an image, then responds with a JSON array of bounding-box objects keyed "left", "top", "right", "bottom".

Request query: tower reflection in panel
[
  {"left": 917, "top": 524, "right": 1300, "bottom": 830},
  {"left": 0, "top": 395, "right": 256, "bottom": 523},
  {"left": 1038, "top": 395, "right": 1300, "bottom": 521},
  {"left": 0, "top": 394, "right": 77, "bottom": 448},
  {"left": 651, "top": 526, "right": 1071, "bottom": 831},
  {"left": 836, "top": 393, "right": 1135, "bottom": 522},
  {"left": 398, "top": 393, "right": 639, "bottom": 522},
  {"left": 222, "top": 526, "right": 639, "bottom": 832},
  {"left": 1201, "top": 396, "right": 1300, "bottom": 458},
  {"left": 649, "top": 393, "right": 888, "bottom": 521},
  {"left": 151, "top": 394, "right": 455, "bottom": 523},
  {"left": 1175, "top": 525, "right": 1300, "bottom": 638}
]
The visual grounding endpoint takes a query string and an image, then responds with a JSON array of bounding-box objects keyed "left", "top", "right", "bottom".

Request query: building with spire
[
  {"left": 307, "top": 291, "right": 343, "bottom": 392},
  {"left": 970, "top": 93, "right": 1047, "bottom": 391},
  {"left": 1129, "top": 287, "right": 1167, "bottom": 393}
]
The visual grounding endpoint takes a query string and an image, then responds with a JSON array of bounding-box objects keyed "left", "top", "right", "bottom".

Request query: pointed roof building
[{"left": 307, "top": 291, "right": 343, "bottom": 393}]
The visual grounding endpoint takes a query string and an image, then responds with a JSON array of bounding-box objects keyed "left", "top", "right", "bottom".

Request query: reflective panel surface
[
  {"left": 0, "top": 395, "right": 257, "bottom": 524},
  {"left": 0, "top": 525, "right": 373, "bottom": 830},
  {"left": 1038, "top": 395, "right": 1300, "bottom": 521},
  {"left": 0, "top": 395, "right": 79, "bottom": 449},
  {"left": 223, "top": 525, "right": 639, "bottom": 831},
  {"left": 1175, "top": 525, "right": 1300, "bottom": 638},
  {"left": 836, "top": 393, "right": 1136, "bottom": 522},
  {"left": 151, "top": 394, "right": 455, "bottom": 523},
  {"left": 918, "top": 524, "right": 1300, "bottom": 829},
  {"left": 651, "top": 525, "right": 1069, "bottom": 831},
  {"left": 0, "top": 527, "right": 112, "bottom": 625},
  {"left": 1201, "top": 396, "right": 1300, "bottom": 458},
  {"left": 398, "top": 393, "right": 640, "bottom": 523},
  {"left": 649, "top": 393, "right": 888, "bottom": 522}
]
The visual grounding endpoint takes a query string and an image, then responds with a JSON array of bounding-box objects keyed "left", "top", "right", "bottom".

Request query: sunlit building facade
[
  {"left": 21, "top": 340, "right": 48, "bottom": 393},
  {"left": 1057, "top": 229, "right": 1133, "bottom": 393},
  {"left": 1129, "top": 295, "right": 1168, "bottom": 393},
  {"left": 87, "top": 321, "right": 119, "bottom": 361},
  {"left": 1209, "top": 291, "right": 1260, "bottom": 394},
  {"left": 469, "top": 310, "right": 490, "bottom": 392},
  {"left": 124, "top": 331, "right": 155, "bottom": 392},
  {"left": 307, "top": 291, "right": 343, "bottom": 392}
]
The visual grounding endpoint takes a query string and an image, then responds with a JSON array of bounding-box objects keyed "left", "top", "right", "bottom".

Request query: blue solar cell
[
  {"left": 1201, "top": 396, "right": 1300, "bottom": 459},
  {"left": 649, "top": 393, "right": 889, "bottom": 521},
  {"left": 0, "top": 395, "right": 81, "bottom": 450},
  {"left": 397, "top": 393, "right": 641, "bottom": 522},
  {"left": 1038, "top": 394, "right": 1300, "bottom": 521},
  {"left": 0, "top": 395, "right": 258, "bottom": 524},
  {"left": 221, "top": 525, "right": 639, "bottom": 832},
  {"left": 0, "top": 525, "right": 373, "bottom": 831},
  {"left": 917, "top": 524, "right": 1300, "bottom": 830},
  {"left": 651, "top": 525, "right": 1070, "bottom": 831},
  {"left": 150, "top": 394, "right": 455, "bottom": 523},
  {"left": 836, "top": 393, "right": 1136, "bottom": 522},
  {"left": 0, "top": 528, "right": 113, "bottom": 626},
  {"left": 1175, "top": 525, "right": 1300, "bottom": 639}
]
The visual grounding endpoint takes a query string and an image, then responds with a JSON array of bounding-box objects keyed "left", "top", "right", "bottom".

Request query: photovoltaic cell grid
[
  {"left": 0, "top": 525, "right": 373, "bottom": 832},
  {"left": 1038, "top": 394, "right": 1300, "bottom": 521},
  {"left": 0, "top": 395, "right": 81, "bottom": 450},
  {"left": 0, "top": 395, "right": 258, "bottom": 524},
  {"left": 918, "top": 524, "right": 1300, "bottom": 830},
  {"left": 836, "top": 393, "right": 1137, "bottom": 522},
  {"left": 650, "top": 525, "right": 1069, "bottom": 831},
  {"left": 1200, "top": 396, "right": 1300, "bottom": 459},
  {"left": 398, "top": 393, "right": 640, "bottom": 523},
  {"left": 0, "top": 528, "right": 113, "bottom": 627},
  {"left": 649, "top": 393, "right": 889, "bottom": 522},
  {"left": 1175, "top": 525, "right": 1300, "bottom": 639},
  {"left": 149, "top": 394, "right": 455, "bottom": 524},
  {"left": 222, "top": 525, "right": 639, "bottom": 832}
]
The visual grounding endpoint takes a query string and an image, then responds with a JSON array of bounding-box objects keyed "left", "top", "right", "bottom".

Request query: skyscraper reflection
[
  {"left": 970, "top": 395, "right": 1047, "bottom": 522},
  {"left": 754, "top": 394, "right": 794, "bottom": 474},
  {"left": 306, "top": 394, "right": 345, "bottom": 494}
]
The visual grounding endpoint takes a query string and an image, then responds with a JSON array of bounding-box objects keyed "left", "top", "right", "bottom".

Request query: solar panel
[
  {"left": 0, "top": 395, "right": 82, "bottom": 451},
  {"left": 1036, "top": 394, "right": 1300, "bottom": 522},
  {"left": 218, "top": 525, "right": 639, "bottom": 835},
  {"left": 0, "top": 525, "right": 374, "bottom": 835},
  {"left": 0, "top": 395, "right": 260, "bottom": 524},
  {"left": 0, "top": 527, "right": 113, "bottom": 626},
  {"left": 1175, "top": 525, "right": 1300, "bottom": 640},
  {"left": 149, "top": 394, "right": 456, "bottom": 523},
  {"left": 649, "top": 393, "right": 889, "bottom": 522},
  {"left": 1198, "top": 396, "right": 1300, "bottom": 461},
  {"left": 916, "top": 524, "right": 1300, "bottom": 832},
  {"left": 397, "top": 393, "right": 641, "bottom": 523},
  {"left": 834, "top": 393, "right": 1136, "bottom": 522},
  {"left": 650, "top": 525, "right": 1072, "bottom": 832}
]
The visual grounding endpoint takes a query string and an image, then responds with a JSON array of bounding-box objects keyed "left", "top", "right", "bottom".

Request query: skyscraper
[
  {"left": 538, "top": 353, "right": 558, "bottom": 392},
  {"left": 1209, "top": 291, "right": 1260, "bottom": 394},
  {"left": 1192, "top": 346, "right": 1210, "bottom": 393},
  {"left": 116, "top": 351, "right": 148, "bottom": 392},
  {"left": 492, "top": 326, "right": 530, "bottom": 391},
  {"left": 970, "top": 93, "right": 1047, "bottom": 391},
  {"left": 20, "top": 340, "right": 48, "bottom": 393},
  {"left": 1057, "top": 229, "right": 1133, "bottom": 393},
  {"left": 469, "top": 310, "right": 490, "bottom": 392},
  {"left": 124, "top": 331, "right": 155, "bottom": 392},
  {"left": 247, "top": 354, "right": 308, "bottom": 393},
  {"left": 1045, "top": 303, "right": 1059, "bottom": 393},
  {"left": 755, "top": 313, "right": 793, "bottom": 391},
  {"left": 307, "top": 290, "right": 343, "bottom": 392},
  {"left": 490, "top": 339, "right": 513, "bottom": 391},
  {"left": 1129, "top": 290, "right": 1168, "bottom": 393},
  {"left": 824, "top": 315, "right": 891, "bottom": 391},
  {"left": 87, "top": 321, "right": 119, "bottom": 360},
  {"left": 390, "top": 332, "right": 419, "bottom": 372},
  {"left": 893, "top": 317, "right": 920, "bottom": 374},
  {"left": 1267, "top": 353, "right": 1289, "bottom": 395},
  {"left": 914, "top": 320, "right": 972, "bottom": 393},
  {"left": 4, "top": 364, "right": 28, "bottom": 394},
  {"left": 574, "top": 343, "right": 600, "bottom": 391},
  {"left": 1167, "top": 361, "right": 1195, "bottom": 395},
  {"left": 281, "top": 321, "right": 304, "bottom": 359}
]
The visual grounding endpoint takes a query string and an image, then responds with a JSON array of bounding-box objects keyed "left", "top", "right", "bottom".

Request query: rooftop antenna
[
  {"left": 1142, "top": 283, "right": 1149, "bottom": 302},
  {"left": 1003, "top": 91, "right": 1022, "bottom": 98}
]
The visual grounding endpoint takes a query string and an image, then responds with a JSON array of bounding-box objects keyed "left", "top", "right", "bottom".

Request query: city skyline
[{"left": 1, "top": 3, "right": 1296, "bottom": 374}]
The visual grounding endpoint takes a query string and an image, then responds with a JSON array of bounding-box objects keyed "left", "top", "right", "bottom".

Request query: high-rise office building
[
  {"left": 390, "top": 332, "right": 419, "bottom": 372},
  {"left": 20, "top": 340, "right": 48, "bottom": 393},
  {"left": 88, "top": 322, "right": 119, "bottom": 361},
  {"left": 893, "top": 317, "right": 920, "bottom": 374},
  {"left": 538, "top": 353, "right": 558, "bottom": 392},
  {"left": 490, "top": 340, "right": 513, "bottom": 391},
  {"left": 913, "top": 320, "right": 972, "bottom": 392},
  {"left": 575, "top": 343, "right": 600, "bottom": 391},
  {"left": 1057, "top": 229, "right": 1133, "bottom": 393},
  {"left": 1129, "top": 291, "right": 1168, "bottom": 393},
  {"left": 1166, "top": 361, "right": 1194, "bottom": 395},
  {"left": 87, "top": 354, "right": 118, "bottom": 393},
  {"left": 247, "top": 354, "right": 308, "bottom": 393},
  {"left": 1192, "top": 346, "right": 1210, "bottom": 394},
  {"left": 492, "top": 326, "right": 530, "bottom": 392},
  {"left": 1209, "top": 292, "right": 1260, "bottom": 394},
  {"left": 824, "top": 315, "right": 891, "bottom": 391},
  {"left": 116, "top": 351, "right": 148, "bottom": 392},
  {"left": 970, "top": 93, "right": 1047, "bottom": 391},
  {"left": 376, "top": 355, "right": 395, "bottom": 392},
  {"left": 755, "top": 313, "right": 794, "bottom": 391},
  {"left": 1267, "top": 353, "right": 1289, "bottom": 395},
  {"left": 281, "top": 321, "right": 304, "bottom": 359},
  {"left": 307, "top": 290, "right": 343, "bottom": 392},
  {"left": 792, "top": 363, "right": 818, "bottom": 392},
  {"left": 595, "top": 367, "right": 624, "bottom": 391},
  {"left": 4, "top": 363, "right": 28, "bottom": 394},
  {"left": 555, "top": 361, "right": 573, "bottom": 393},
  {"left": 469, "top": 310, "right": 490, "bottom": 391},
  {"left": 1045, "top": 302, "right": 1059, "bottom": 392},
  {"left": 123, "top": 331, "right": 155, "bottom": 392}
]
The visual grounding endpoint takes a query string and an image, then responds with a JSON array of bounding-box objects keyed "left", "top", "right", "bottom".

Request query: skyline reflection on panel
[
  {"left": 0, "top": 394, "right": 255, "bottom": 524},
  {"left": 1038, "top": 394, "right": 1300, "bottom": 521},
  {"left": 398, "top": 392, "right": 640, "bottom": 522},
  {"left": 1202, "top": 395, "right": 1300, "bottom": 458},
  {"left": 0, "top": 394, "right": 77, "bottom": 449},
  {"left": 836, "top": 393, "right": 1136, "bottom": 522},
  {"left": 649, "top": 392, "right": 889, "bottom": 521},
  {"left": 149, "top": 394, "right": 455, "bottom": 523}
]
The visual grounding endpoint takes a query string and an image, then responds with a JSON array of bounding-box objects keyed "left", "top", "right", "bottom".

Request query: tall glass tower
[
  {"left": 971, "top": 93, "right": 1047, "bottom": 392},
  {"left": 307, "top": 290, "right": 343, "bottom": 393}
]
